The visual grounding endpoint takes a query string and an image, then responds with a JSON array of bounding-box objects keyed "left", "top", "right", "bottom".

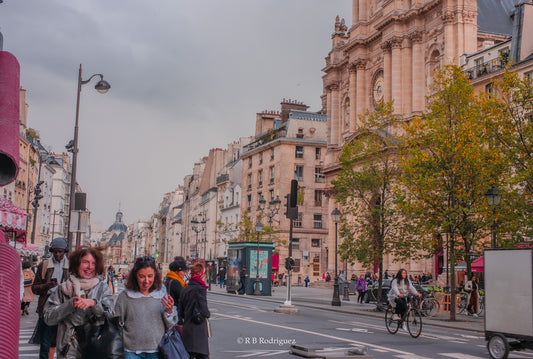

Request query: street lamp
[
  {"left": 331, "top": 208, "right": 341, "bottom": 306},
  {"left": 191, "top": 215, "right": 206, "bottom": 261},
  {"left": 51, "top": 210, "right": 64, "bottom": 240},
  {"left": 484, "top": 186, "right": 501, "bottom": 248},
  {"left": 66, "top": 64, "right": 110, "bottom": 250},
  {"left": 258, "top": 195, "right": 282, "bottom": 227},
  {"left": 254, "top": 221, "right": 263, "bottom": 296}
]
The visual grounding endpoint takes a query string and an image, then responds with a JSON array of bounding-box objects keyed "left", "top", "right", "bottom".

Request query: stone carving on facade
[
  {"left": 409, "top": 30, "right": 425, "bottom": 44},
  {"left": 355, "top": 58, "right": 368, "bottom": 70},
  {"left": 390, "top": 36, "right": 403, "bottom": 49},
  {"left": 441, "top": 10, "right": 456, "bottom": 24}
]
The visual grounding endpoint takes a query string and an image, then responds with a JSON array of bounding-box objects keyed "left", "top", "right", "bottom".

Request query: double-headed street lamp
[
  {"left": 484, "top": 186, "right": 502, "bottom": 248},
  {"left": 258, "top": 195, "right": 282, "bottom": 227},
  {"left": 66, "top": 64, "right": 110, "bottom": 250},
  {"left": 191, "top": 215, "right": 206, "bottom": 261},
  {"left": 254, "top": 221, "right": 263, "bottom": 296},
  {"left": 331, "top": 208, "right": 341, "bottom": 306}
]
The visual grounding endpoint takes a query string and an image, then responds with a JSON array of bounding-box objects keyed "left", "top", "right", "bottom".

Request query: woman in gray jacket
[
  {"left": 115, "top": 256, "right": 177, "bottom": 359},
  {"left": 44, "top": 246, "right": 114, "bottom": 358},
  {"left": 387, "top": 268, "right": 421, "bottom": 320}
]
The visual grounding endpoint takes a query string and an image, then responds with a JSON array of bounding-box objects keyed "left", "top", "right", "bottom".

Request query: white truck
[{"left": 485, "top": 248, "right": 533, "bottom": 359}]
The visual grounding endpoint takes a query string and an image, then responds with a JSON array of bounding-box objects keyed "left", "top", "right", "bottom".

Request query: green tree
[
  {"left": 483, "top": 70, "right": 533, "bottom": 238},
  {"left": 397, "top": 65, "right": 503, "bottom": 320},
  {"left": 332, "top": 102, "right": 408, "bottom": 309}
]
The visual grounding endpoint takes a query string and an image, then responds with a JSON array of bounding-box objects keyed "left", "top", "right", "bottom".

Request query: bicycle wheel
[
  {"left": 422, "top": 298, "right": 439, "bottom": 317},
  {"left": 406, "top": 309, "right": 423, "bottom": 338},
  {"left": 477, "top": 296, "right": 485, "bottom": 316},
  {"left": 385, "top": 308, "right": 400, "bottom": 334},
  {"left": 455, "top": 298, "right": 466, "bottom": 314}
]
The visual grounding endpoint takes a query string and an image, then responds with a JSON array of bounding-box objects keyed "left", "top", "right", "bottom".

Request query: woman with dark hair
[
  {"left": 115, "top": 256, "right": 177, "bottom": 359},
  {"left": 179, "top": 262, "right": 210, "bottom": 359},
  {"left": 387, "top": 268, "right": 420, "bottom": 320},
  {"left": 43, "top": 246, "right": 114, "bottom": 358}
]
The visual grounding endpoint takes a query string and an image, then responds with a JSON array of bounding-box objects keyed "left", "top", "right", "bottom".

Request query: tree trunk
[{"left": 449, "top": 237, "right": 456, "bottom": 321}]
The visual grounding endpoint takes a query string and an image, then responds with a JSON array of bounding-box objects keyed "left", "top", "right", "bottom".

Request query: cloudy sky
[{"left": 0, "top": 0, "right": 352, "bottom": 230}]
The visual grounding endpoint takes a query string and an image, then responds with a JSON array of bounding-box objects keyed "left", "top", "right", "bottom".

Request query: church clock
[{"left": 372, "top": 71, "right": 384, "bottom": 104}]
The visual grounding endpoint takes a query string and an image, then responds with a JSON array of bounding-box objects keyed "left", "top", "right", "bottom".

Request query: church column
[
  {"left": 331, "top": 84, "right": 341, "bottom": 145},
  {"left": 390, "top": 37, "right": 403, "bottom": 114},
  {"left": 353, "top": 0, "right": 359, "bottom": 24},
  {"left": 355, "top": 60, "right": 367, "bottom": 124},
  {"left": 349, "top": 66, "right": 357, "bottom": 131},
  {"left": 326, "top": 88, "right": 333, "bottom": 144},
  {"left": 402, "top": 37, "right": 413, "bottom": 114},
  {"left": 442, "top": 10, "right": 456, "bottom": 65},
  {"left": 410, "top": 31, "right": 425, "bottom": 112},
  {"left": 359, "top": 0, "right": 367, "bottom": 21},
  {"left": 381, "top": 42, "right": 392, "bottom": 103}
]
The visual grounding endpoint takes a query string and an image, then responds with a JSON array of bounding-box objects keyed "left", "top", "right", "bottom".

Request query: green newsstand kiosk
[{"left": 226, "top": 241, "right": 275, "bottom": 296}]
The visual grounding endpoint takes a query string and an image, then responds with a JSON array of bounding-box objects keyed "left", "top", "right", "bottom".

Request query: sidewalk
[{"left": 207, "top": 284, "right": 485, "bottom": 333}]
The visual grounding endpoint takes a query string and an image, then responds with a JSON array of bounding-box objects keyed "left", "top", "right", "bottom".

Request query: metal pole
[
  {"left": 67, "top": 64, "right": 82, "bottom": 251},
  {"left": 331, "top": 221, "right": 341, "bottom": 306},
  {"left": 491, "top": 220, "right": 497, "bottom": 248},
  {"left": 254, "top": 231, "right": 261, "bottom": 295}
]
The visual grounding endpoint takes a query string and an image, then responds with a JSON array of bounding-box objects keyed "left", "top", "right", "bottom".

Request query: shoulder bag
[
  {"left": 74, "top": 315, "right": 124, "bottom": 359},
  {"left": 158, "top": 324, "right": 189, "bottom": 359}
]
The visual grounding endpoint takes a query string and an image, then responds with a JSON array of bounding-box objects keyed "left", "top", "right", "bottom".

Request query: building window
[
  {"left": 294, "top": 213, "right": 302, "bottom": 228},
  {"left": 295, "top": 146, "right": 304, "bottom": 158},
  {"left": 314, "top": 190, "right": 323, "bottom": 207},
  {"left": 313, "top": 214, "right": 323, "bottom": 229},
  {"left": 291, "top": 238, "right": 300, "bottom": 250},
  {"left": 248, "top": 159, "right": 252, "bottom": 169},
  {"left": 270, "top": 148, "right": 275, "bottom": 161},
  {"left": 315, "top": 168, "right": 324, "bottom": 183},
  {"left": 486, "top": 82, "right": 495, "bottom": 96},
  {"left": 269, "top": 166, "right": 275, "bottom": 184},
  {"left": 247, "top": 174, "right": 252, "bottom": 190},
  {"left": 295, "top": 166, "right": 304, "bottom": 181},
  {"left": 259, "top": 153, "right": 263, "bottom": 165},
  {"left": 297, "top": 128, "right": 304, "bottom": 138},
  {"left": 247, "top": 195, "right": 251, "bottom": 211},
  {"left": 312, "top": 238, "right": 320, "bottom": 247},
  {"left": 258, "top": 170, "right": 263, "bottom": 187},
  {"left": 269, "top": 189, "right": 274, "bottom": 201},
  {"left": 315, "top": 147, "right": 321, "bottom": 160}
]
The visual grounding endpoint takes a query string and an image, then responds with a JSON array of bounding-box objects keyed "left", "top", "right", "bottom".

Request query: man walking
[{"left": 31, "top": 237, "right": 70, "bottom": 359}]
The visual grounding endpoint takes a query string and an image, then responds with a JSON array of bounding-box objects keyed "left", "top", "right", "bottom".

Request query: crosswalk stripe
[
  {"left": 439, "top": 353, "right": 485, "bottom": 359},
  {"left": 394, "top": 354, "right": 433, "bottom": 359}
]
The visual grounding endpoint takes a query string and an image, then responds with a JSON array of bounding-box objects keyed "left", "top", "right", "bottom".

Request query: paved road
[{"left": 18, "top": 281, "right": 533, "bottom": 358}]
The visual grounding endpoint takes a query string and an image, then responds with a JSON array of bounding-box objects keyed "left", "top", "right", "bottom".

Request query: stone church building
[{"left": 322, "top": 0, "right": 520, "bottom": 280}]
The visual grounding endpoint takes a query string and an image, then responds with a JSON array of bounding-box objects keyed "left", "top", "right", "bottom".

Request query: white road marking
[
  {"left": 394, "top": 355, "right": 434, "bottom": 359},
  {"left": 216, "top": 312, "right": 412, "bottom": 355},
  {"left": 439, "top": 353, "right": 486, "bottom": 359}
]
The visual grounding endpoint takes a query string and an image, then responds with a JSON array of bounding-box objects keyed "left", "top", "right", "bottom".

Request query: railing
[
  {"left": 243, "top": 127, "right": 287, "bottom": 153},
  {"left": 216, "top": 174, "right": 229, "bottom": 184},
  {"left": 463, "top": 56, "right": 509, "bottom": 80}
]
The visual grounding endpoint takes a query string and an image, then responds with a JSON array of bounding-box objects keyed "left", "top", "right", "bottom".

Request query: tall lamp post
[
  {"left": 191, "top": 215, "right": 206, "bottom": 261},
  {"left": 484, "top": 186, "right": 502, "bottom": 248},
  {"left": 331, "top": 208, "right": 341, "bottom": 306},
  {"left": 66, "top": 64, "right": 110, "bottom": 250},
  {"left": 254, "top": 221, "right": 263, "bottom": 296}
]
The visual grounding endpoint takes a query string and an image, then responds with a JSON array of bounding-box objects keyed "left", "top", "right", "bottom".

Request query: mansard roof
[
  {"left": 109, "top": 232, "right": 124, "bottom": 247},
  {"left": 477, "top": 0, "right": 519, "bottom": 36},
  {"left": 289, "top": 110, "right": 327, "bottom": 122}
]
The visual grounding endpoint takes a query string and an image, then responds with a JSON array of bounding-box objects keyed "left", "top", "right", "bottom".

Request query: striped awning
[{"left": 0, "top": 197, "right": 28, "bottom": 242}]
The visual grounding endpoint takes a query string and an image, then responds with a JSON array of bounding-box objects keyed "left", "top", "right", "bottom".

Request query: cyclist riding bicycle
[{"left": 387, "top": 268, "right": 421, "bottom": 320}]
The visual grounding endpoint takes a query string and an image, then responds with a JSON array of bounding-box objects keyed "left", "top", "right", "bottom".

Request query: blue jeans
[
  {"left": 125, "top": 352, "right": 159, "bottom": 359},
  {"left": 38, "top": 317, "right": 57, "bottom": 359}
]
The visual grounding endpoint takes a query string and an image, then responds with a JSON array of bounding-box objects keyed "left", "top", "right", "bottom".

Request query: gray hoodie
[{"left": 114, "top": 287, "right": 177, "bottom": 353}]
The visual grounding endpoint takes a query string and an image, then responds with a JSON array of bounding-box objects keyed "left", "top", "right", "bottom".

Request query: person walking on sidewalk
[
  {"left": 21, "top": 260, "right": 35, "bottom": 315},
  {"left": 106, "top": 265, "right": 116, "bottom": 294},
  {"left": 465, "top": 275, "right": 480, "bottom": 317},
  {"left": 179, "top": 262, "right": 211, "bottom": 359},
  {"left": 356, "top": 274, "right": 366, "bottom": 304},
  {"left": 31, "top": 237, "right": 70, "bottom": 359},
  {"left": 237, "top": 266, "right": 248, "bottom": 294},
  {"left": 44, "top": 245, "right": 115, "bottom": 359},
  {"left": 164, "top": 257, "right": 188, "bottom": 330}
]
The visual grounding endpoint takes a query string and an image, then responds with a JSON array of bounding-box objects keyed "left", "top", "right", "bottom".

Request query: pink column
[{"left": 0, "top": 51, "right": 20, "bottom": 185}]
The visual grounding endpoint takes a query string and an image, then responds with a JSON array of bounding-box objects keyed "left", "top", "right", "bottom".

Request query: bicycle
[
  {"left": 385, "top": 296, "right": 423, "bottom": 338},
  {"left": 419, "top": 294, "right": 440, "bottom": 318},
  {"left": 456, "top": 292, "right": 484, "bottom": 316}
]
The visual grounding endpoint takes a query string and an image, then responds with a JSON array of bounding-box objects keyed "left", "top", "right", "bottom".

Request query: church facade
[{"left": 322, "top": 0, "right": 517, "bottom": 278}]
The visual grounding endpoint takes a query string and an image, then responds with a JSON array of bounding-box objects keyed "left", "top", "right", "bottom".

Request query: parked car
[{"left": 364, "top": 279, "right": 392, "bottom": 304}]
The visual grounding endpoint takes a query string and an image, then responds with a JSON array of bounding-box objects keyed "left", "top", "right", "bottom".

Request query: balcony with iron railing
[
  {"left": 216, "top": 174, "right": 229, "bottom": 185},
  {"left": 463, "top": 55, "right": 509, "bottom": 81},
  {"left": 243, "top": 126, "right": 288, "bottom": 153}
]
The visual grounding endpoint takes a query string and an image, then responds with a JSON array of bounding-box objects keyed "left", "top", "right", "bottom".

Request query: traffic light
[
  {"left": 285, "top": 257, "right": 295, "bottom": 271},
  {"left": 284, "top": 179, "right": 298, "bottom": 220}
]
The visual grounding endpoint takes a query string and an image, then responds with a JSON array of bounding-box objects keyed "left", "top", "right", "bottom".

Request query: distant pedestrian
[
  {"left": 237, "top": 266, "right": 248, "bottom": 294},
  {"left": 179, "top": 262, "right": 211, "bottom": 359},
  {"left": 298, "top": 275, "right": 302, "bottom": 286},
  {"left": 218, "top": 267, "right": 226, "bottom": 288},
  {"left": 106, "top": 265, "right": 115, "bottom": 294},
  {"left": 304, "top": 275, "right": 310, "bottom": 287},
  {"left": 21, "top": 260, "right": 35, "bottom": 316},
  {"left": 326, "top": 272, "right": 331, "bottom": 282},
  {"left": 31, "top": 237, "right": 70, "bottom": 359},
  {"left": 165, "top": 257, "right": 188, "bottom": 328},
  {"left": 115, "top": 256, "right": 177, "bottom": 358},
  {"left": 356, "top": 274, "right": 366, "bottom": 304},
  {"left": 465, "top": 275, "right": 480, "bottom": 317},
  {"left": 384, "top": 270, "right": 390, "bottom": 279}
]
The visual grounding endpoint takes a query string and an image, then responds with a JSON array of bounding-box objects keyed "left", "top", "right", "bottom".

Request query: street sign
[{"left": 69, "top": 210, "right": 89, "bottom": 233}]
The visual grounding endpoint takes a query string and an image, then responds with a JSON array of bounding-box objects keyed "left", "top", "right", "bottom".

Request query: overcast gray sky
[{"left": 0, "top": 0, "right": 351, "bottom": 229}]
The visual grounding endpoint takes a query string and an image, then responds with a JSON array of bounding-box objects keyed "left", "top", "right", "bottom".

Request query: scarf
[
  {"left": 61, "top": 275, "right": 100, "bottom": 297},
  {"left": 167, "top": 271, "right": 187, "bottom": 287},
  {"left": 189, "top": 274, "right": 208, "bottom": 289}
]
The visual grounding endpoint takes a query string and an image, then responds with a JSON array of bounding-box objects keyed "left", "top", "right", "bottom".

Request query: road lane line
[
  {"left": 215, "top": 312, "right": 413, "bottom": 355},
  {"left": 439, "top": 353, "right": 485, "bottom": 359}
]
